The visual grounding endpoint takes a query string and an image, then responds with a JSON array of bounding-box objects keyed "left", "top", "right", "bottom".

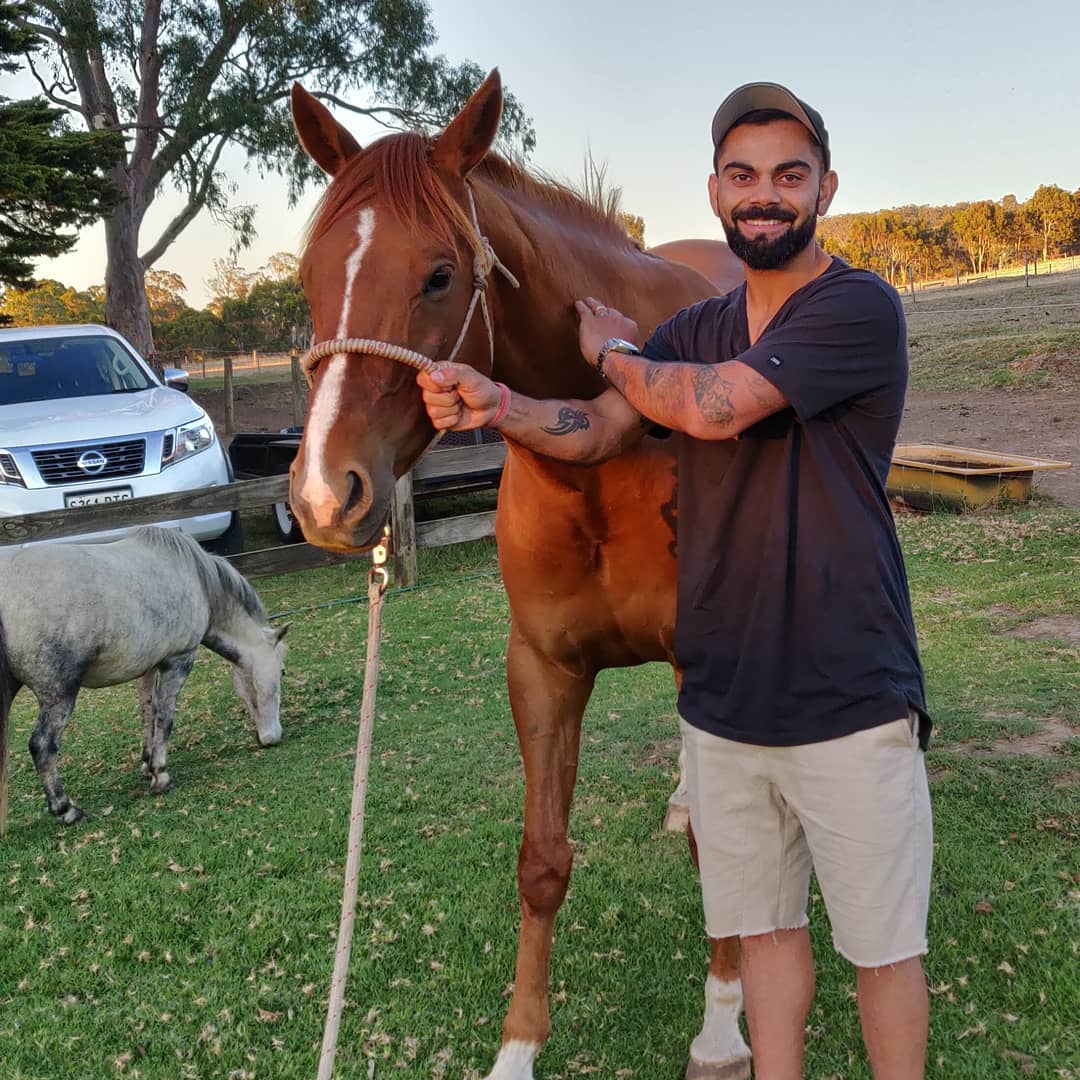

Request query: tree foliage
[
  {"left": 819, "top": 184, "right": 1080, "bottom": 284},
  {"left": 0, "top": 2, "right": 120, "bottom": 290},
  {"left": 4, "top": 0, "right": 534, "bottom": 359}
]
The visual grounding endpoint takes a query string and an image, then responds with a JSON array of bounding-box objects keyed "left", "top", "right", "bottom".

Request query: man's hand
[
  {"left": 417, "top": 362, "right": 501, "bottom": 431},
  {"left": 575, "top": 297, "right": 641, "bottom": 370}
]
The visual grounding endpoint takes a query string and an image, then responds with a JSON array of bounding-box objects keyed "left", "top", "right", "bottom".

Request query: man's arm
[
  {"left": 576, "top": 297, "right": 788, "bottom": 440},
  {"left": 602, "top": 353, "right": 788, "bottom": 441},
  {"left": 417, "top": 363, "right": 648, "bottom": 465}
]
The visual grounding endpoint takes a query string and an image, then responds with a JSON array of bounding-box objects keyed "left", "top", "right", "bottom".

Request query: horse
[
  {"left": 288, "top": 71, "right": 749, "bottom": 1079},
  {"left": 0, "top": 526, "right": 289, "bottom": 833}
]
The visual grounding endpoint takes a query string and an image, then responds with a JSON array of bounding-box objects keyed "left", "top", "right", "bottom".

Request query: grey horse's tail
[{"left": 0, "top": 609, "right": 10, "bottom": 836}]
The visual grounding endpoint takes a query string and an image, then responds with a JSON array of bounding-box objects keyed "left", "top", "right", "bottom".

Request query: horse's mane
[
  {"left": 304, "top": 131, "right": 633, "bottom": 255},
  {"left": 132, "top": 527, "right": 267, "bottom": 627}
]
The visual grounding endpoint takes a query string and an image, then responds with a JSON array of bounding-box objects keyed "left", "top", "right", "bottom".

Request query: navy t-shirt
[{"left": 645, "top": 258, "right": 929, "bottom": 747}]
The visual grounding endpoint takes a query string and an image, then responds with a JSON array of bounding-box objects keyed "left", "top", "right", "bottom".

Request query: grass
[
  {"left": 905, "top": 270, "right": 1080, "bottom": 392},
  {"left": 1, "top": 510, "right": 1077, "bottom": 1078}
]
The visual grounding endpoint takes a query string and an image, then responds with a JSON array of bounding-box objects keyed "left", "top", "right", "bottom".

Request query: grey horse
[{"left": 0, "top": 527, "right": 288, "bottom": 833}]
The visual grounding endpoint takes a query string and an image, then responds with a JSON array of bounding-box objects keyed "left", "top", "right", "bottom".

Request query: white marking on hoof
[
  {"left": 484, "top": 1039, "right": 539, "bottom": 1080},
  {"left": 665, "top": 798, "right": 690, "bottom": 833},
  {"left": 150, "top": 772, "right": 171, "bottom": 794},
  {"left": 61, "top": 805, "right": 84, "bottom": 825},
  {"left": 687, "top": 975, "right": 750, "bottom": 1076}
]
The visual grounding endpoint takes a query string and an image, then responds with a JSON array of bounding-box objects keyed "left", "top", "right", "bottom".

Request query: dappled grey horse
[{"left": 0, "top": 527, "right": 288, "bottom": 832}]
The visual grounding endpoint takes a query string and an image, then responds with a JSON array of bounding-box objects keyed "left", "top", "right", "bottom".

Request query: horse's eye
[{"left": 424, "top": 266, "right": 454, "bottom": 295}]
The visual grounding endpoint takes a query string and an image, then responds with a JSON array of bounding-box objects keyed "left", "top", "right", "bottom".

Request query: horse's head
[
  {"left": 230, "top": 622, "right": 289, "bottom": 746},
  {"left": 290, "top": 70, "right": 508, "bottom": 551}
]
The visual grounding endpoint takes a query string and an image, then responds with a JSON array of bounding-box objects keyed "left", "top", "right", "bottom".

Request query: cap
[{"left": 711, "top": 82, "right": 830, "bottom": 171}]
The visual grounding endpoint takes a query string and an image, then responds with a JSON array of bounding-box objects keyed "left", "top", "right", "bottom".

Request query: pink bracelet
[{"left": 488, "top": 381, "right": 511, "bottom": 427}]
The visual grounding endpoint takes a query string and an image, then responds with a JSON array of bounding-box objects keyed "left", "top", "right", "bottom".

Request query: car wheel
[
  {"left": 272, "top": 500, "right": 305, "bottom": 543},
  {"left": 204, "top": 510, "right": 245, "bottom": 555}
]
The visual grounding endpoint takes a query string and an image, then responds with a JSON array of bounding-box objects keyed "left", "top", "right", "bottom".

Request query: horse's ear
[
  {"left": 291, "top": 83, "right": 362, "bottom": 177},
  {"left": 274, "top": 622, "right": 291, "bottom": 643},
  {"left": 431, "top": 68, "right": 503, "bottom": 178}
]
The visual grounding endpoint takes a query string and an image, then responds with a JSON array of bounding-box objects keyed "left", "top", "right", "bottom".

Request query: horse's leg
[
  {"left": 137, "top": 670, "right": 156, "bottom": 777},
  {"left": 146, "top": 653, "right": 195, "bottom": 794},
  {"left": 28, "top": 690, "right": 83, "bottom": 824},
  {"left": 664, "top": 736, "right": 691, "bottom": 832},
  {"left": 685, "top": 824, "right": 751, "bottom": 1080},
  {"left": 485, "top": 628, "right": 594, "bottom": 1080}
]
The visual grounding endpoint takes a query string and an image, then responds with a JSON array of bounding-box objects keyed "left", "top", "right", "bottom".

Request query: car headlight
[
  {"left": 0, "top": 449, "right": 25, "bottom": 486},
  {"left": 162, "top": 416, "right": 216, "bottom": 468}
]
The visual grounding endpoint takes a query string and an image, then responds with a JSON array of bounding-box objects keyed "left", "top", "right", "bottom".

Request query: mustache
[{"left": 733, "top": 205, "right": 798, "bottom": 223}]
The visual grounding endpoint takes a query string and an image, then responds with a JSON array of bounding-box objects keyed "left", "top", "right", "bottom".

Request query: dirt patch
[
  {"left": 951, "top": 716, "right": 1077, "bottom": 759},
  {"left": 1008, "top": 350, "right": 1076, "bottom": 376},
  {"left": 982, "top": 604, "right": 1024, "bottom": 618},
  {"left": 1005, "top": 615, "right": 1080, "bottom": 647}
]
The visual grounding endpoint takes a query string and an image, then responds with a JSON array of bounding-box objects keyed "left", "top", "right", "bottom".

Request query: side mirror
[{"left": 163, "top": 367, "right": 190, "bottom": 392}]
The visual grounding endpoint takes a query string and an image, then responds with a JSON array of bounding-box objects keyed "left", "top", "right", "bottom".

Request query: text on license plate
[{"left": 64, "top": 487, "right": 134, "bottom": 508}]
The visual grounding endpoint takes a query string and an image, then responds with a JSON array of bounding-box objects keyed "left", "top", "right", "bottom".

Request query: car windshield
[{"left": 0, "top": 334, "right": 154, "bottom": 406}]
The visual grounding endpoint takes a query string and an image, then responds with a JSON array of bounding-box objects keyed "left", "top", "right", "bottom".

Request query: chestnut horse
[{"left": 289, "top": 71, "right": 749, "bottom": 1079}]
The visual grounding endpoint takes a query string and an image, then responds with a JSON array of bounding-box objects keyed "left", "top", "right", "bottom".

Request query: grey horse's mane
[{"left": 133, "top": 527, "right": 267, "bottom": 627}]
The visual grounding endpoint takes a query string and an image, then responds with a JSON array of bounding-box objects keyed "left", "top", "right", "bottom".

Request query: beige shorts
[{"left": 681, "top": 712, "right": 933, "bottom": 968}]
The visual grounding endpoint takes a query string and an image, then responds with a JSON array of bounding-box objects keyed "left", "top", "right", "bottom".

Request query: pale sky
[{"left": 5, "top": 0, "right": 1079, "bottom": 308}]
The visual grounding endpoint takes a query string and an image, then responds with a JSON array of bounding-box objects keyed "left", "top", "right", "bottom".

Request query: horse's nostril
[{"left": 341, "top": 469, "right": 368, "bottom": 519}]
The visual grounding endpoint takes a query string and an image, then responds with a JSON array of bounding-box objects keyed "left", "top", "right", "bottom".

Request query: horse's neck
[
  {"left": 202, "top": 606, "right": 258, "bottom": 665},
  {"left": 479, "top": 183, "right": 718, "bottom": 401}
]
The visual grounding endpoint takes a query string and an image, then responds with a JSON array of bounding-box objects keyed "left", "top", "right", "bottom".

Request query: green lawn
[{"left": 1, "top": 510, "right": 1077, "bottom": 1078}]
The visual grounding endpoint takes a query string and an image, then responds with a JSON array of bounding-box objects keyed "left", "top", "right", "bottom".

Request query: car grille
[{"left": 31, "top": 439, "right": 146, "bottom": 485}]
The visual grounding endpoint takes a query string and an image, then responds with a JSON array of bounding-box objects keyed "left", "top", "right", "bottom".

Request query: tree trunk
[{"left": 104, "top": 199, "right": 158, "bottom": 374}]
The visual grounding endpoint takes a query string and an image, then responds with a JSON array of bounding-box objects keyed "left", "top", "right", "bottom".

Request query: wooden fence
[{"left": 0, "top": 441, "right": 506, "bottom": 587}]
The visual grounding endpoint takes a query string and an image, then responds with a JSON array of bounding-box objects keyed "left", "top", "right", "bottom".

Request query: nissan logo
[{"left": 77, "top": 450, "right": 108, "bottom": 475}]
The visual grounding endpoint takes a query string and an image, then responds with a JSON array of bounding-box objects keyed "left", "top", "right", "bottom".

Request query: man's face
[{"left": 708, "top": 118, "right": 837, "bottom": 270}]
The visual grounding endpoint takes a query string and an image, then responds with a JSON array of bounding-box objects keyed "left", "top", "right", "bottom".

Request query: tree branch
[
  {"left": 25, "top": 54, "right": 84, "bottom": 114},
  {"left": 139, "top": 135, "right": 229, "bottom": 270},
  {"left": 130, "top": 0, "right": 163, "bottom": 176}
]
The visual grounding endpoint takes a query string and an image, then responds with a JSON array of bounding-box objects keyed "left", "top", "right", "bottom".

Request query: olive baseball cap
[{"left": 711, "top": 82, "right": 830, "bottom": 171}]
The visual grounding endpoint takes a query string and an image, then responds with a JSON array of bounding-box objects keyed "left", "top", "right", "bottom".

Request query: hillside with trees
[{"left": 819, "top": 184, "right": 1080, "bottom": 285}]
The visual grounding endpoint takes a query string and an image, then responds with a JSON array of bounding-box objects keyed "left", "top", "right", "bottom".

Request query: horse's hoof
[
  {"left": 664, "top": 800, "right": 690, "bottom": 833},
  {"left": 685, "top": 1057, "right": 751, "bottom": 1080},
  {"left": 149, "top": 772, "right": 171, "bottom": 794},
  {"left": 60, "top": 805, "right": 85, "bottom": 825}
]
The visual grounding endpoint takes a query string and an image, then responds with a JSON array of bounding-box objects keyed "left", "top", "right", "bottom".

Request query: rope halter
[{"left": 301, "top": 183, "right": 520, "bottom": 386}]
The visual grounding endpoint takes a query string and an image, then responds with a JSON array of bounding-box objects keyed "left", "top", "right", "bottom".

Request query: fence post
[
  {"left": 223, "top": 355, "right": 235, "bottom": 442},
  {"left": 907, "top": 265, "right": 916, "bottom": 303},
  {"left": 200, "top": 353, "right": 206, "bottom": 378},
  {"left": 390, "top": 472, "right": 418, "bottom": 588},
  {"left": 253, "top": 348, "right": 259, "bottom": 372},
  {"left": 1024, "top": 255, "right": 1029, "bottom": 286},
  {"left": 291, "top": 349, "right": 305, "bottom": 428},
  {"left": 953, "top": 262, "right": 960, "bottom": 288}
]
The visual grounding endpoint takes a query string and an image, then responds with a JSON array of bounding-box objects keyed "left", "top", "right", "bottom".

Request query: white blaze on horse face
[{"left": 300, "top": 207, "right": 377, "bottom": 522}]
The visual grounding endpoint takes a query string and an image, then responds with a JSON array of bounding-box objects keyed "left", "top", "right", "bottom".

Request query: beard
[{"left": 721, "top": 205, "right": 818, "bottom": 270}]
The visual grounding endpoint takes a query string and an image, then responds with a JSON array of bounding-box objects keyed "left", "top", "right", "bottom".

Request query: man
[{"left": 418, "top": 83, "right": 932, "bottom": 1079}]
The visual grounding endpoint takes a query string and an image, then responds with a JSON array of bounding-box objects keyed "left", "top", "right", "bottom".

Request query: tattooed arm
[
  {"left": 416, "top": 364, "right": 647, "bottom": 465},
  {"left": 600, "top": 354, "right": 789, "bottom": 440}
]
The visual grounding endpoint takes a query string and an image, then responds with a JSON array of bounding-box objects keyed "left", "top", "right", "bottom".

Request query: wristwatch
[{"left": 596, "top": 337, "right": 641, "bottom": 380}]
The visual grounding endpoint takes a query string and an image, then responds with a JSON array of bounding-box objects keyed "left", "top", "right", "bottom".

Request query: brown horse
[{"left": 289, "top": 71, "right": 749, "bottom": 1080}]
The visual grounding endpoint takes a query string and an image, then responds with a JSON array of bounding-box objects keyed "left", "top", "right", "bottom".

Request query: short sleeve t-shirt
[{"left": 645, "top": 257, "right": 929, "bottom": 747}]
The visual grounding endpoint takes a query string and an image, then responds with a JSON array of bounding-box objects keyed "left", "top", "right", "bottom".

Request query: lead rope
[
  {"left": 317, "top": 529, "right": 390, "bottom": 1080},
  {"left": 301, "top": 183, "right": 520, "bottom": 385}
]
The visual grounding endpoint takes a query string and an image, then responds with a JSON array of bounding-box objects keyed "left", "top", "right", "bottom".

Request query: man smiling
[{"left": 418, "top": 82, "right": 933, "bottom": 1079}]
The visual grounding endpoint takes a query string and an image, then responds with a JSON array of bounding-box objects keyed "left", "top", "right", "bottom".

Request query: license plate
[{"left": 64, "top": 487, "right": 134, "bottom": 508}]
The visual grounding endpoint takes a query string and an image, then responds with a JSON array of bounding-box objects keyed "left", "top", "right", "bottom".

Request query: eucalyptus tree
[{"left": 9, "top": 0, "right": 533, "bottom": 364}]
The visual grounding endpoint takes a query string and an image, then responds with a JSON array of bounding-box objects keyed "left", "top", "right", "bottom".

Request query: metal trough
[{"left": 887, "top": 444, "right": 1072, "bottom": 510}]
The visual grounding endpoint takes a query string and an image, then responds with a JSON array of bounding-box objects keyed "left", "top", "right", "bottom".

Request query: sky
[{"left": 5, "top": 0, "right": 1080, "bottom": 308}]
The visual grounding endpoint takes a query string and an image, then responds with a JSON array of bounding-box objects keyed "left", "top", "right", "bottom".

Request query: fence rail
[{"left": 0, "top": 461, "right": 500, "bottom": 585}]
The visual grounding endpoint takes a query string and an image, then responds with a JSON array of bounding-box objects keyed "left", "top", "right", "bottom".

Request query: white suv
[{"left": 0, "top": 324, "right": 239, "bottom": 549}]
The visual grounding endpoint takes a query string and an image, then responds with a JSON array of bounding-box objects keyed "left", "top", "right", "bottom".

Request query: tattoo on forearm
[
  {"left": 747, "top": 370, "right": 786, "bottom": 409},
  {"left": 541, "top": 406, "right": 591, "bottom": 436},
  {"left": 644, "top": 363, "right": 667, "bottom": 389},
  {"left": 691, "top": 367, "right": 736, "bottom": 426}
]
